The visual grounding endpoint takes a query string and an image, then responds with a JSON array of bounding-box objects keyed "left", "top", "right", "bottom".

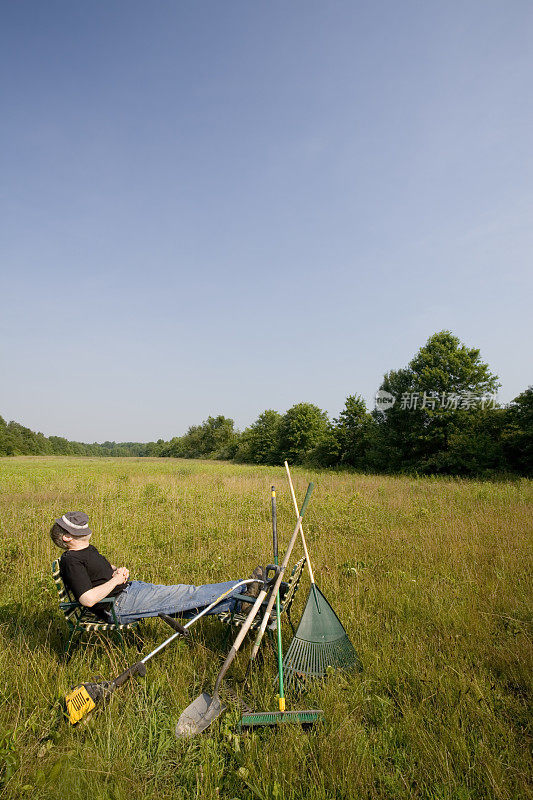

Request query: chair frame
[{"left": 52, "top": 559, "right": 140, "bottom": 659}]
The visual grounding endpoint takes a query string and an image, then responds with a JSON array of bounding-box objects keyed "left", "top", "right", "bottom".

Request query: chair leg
[
  {"left": 114, "top": 628, "right": 127, "bottom": 654},
  {"left": 286, "top": 610, "right": 296, "bottom": 637},
  {"left": 64, "top": 626, "right": 78, "bottom": 662}
]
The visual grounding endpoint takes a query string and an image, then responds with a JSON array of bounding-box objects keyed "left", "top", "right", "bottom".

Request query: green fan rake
[{"left": 282, "top": 462, "right": 363, "bottom": 687}]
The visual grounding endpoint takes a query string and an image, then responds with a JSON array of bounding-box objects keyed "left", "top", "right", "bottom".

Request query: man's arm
[{"left": 79, "top": 568, "right": 129, "bottom": 608}]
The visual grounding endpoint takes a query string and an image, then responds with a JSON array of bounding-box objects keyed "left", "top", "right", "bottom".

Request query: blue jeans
[{"left": 109, "top": 579, "right": 244, "bottom": 625}]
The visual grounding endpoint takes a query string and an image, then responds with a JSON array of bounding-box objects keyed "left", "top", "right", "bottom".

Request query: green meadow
[{"left": 0, "top": 456, "right": 531, "bottom": 800}]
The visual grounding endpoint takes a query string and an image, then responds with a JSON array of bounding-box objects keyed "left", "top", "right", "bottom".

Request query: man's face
[{"left": 63, "top": 532, "right": 92, "bottom": 549}]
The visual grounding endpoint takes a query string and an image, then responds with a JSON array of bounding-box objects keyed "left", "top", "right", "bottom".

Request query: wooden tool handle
[
  {"left": 213, "top": 584, "right": 270, "bottom": 695},
  {"left": 284, "top": 461, "right": 316, "bottom": 584},
  {"left": 249, "top": 483, "right": 314, "bottom": 663}
]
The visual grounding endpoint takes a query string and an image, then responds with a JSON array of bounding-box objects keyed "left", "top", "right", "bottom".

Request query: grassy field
[{"left": 0, "top": 456, "right": 531, "bottom": 800}]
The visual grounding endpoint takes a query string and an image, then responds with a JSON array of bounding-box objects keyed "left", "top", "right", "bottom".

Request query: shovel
[{"left": 175, "top": 564, "right": 280, "bottom": 737}]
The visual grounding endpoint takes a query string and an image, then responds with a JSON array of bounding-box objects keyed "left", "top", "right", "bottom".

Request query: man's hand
[
  {"left": 79, "top": 566, "right": 130, "bottom": 608},
  {"left": 113, "top": 567, "right": 130, "bottom": 584}
]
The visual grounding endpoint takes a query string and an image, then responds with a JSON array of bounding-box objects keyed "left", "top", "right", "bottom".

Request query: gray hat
[{"left": 55, "top": 511, "right": 92, "bottom": 538}]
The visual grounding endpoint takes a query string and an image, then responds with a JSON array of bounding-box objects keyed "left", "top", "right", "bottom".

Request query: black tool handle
[
  {"left": 158, "top": 614, "right": 190, "bottom": 636},
  {"left": 264, "top": 564, "right": 281, "bottom": 586},
  {"left": 112, "top": 661, "right": 147, "bottom": 688}
]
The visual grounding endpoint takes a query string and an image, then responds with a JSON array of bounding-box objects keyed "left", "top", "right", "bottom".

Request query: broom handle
[
  {"left": 249, "top": 483, "right": 314, "bottom": 664},
  {"left": 272, "top": 486, "right": 285, "bottom": 713},
  {"left": 284, "top": 461, "right": 315, "bottom": 584},
  {"left": 284, "top": 461, "right": 321, "bottom": 612}
]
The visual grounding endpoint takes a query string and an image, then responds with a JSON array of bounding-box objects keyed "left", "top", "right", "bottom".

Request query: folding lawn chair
[{"left": 52, "top": 559, "right": 141, "bottom": 659}]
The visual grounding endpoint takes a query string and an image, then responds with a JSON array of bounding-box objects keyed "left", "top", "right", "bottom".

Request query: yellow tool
[
  {"left": 65, "top": 684, "right": 98, "bottom": 724},
  {"left": 64, "top": 578, "right": 258, "bottom": 724}
]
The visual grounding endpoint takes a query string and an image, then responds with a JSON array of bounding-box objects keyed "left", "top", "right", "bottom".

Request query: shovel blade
[{"left": 175, "top": 692, "right": 225, "bottom": 738}]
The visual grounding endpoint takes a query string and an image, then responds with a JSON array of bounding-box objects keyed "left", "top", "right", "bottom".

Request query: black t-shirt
[{"left": 60, "top": 544, "right": 125, "bottom": 617}]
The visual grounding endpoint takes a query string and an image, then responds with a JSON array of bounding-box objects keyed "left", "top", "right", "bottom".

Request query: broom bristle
[{"left": 237, "top": 709, "right": 324, "bottom": 729}]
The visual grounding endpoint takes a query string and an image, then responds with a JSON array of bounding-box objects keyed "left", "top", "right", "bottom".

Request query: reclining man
[{"left": 51, "top": 511, "right": 265, "bottom": 625}]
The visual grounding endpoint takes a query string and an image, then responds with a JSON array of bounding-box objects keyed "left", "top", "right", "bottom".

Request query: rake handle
[
  {"left": 285, "top": 461, "right": 321, "bottom": 612},
  {"left": 284, "top": 461, "right": 316, "bottom": 585}
]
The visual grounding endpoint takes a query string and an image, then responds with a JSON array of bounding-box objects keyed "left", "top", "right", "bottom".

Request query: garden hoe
[{"left": 65, "top": 578, "right": 259, "bottom": 725}]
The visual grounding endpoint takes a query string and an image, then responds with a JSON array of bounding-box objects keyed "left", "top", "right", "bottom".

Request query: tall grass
[{"left": 0, "top": 456, "right": 531, "bottom": 799}]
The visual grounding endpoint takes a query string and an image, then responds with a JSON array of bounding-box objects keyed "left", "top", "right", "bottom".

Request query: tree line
[
  {"left": 1, "top": 332, "right": 531, "bottom": 476},
  {"left": 0, "top": 420, "right": 146, "bottom": 458}
]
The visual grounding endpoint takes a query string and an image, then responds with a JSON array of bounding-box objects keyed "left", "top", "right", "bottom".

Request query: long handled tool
[
  {"left": 175, "top": 565, "right": 280, "bottom": 737},
  {"left": 238, "top": 486, "right": 323, "bottom": 729},
  {"left": 246, "top": 483, "right": 314, "bottom": 671},
  {"left": 281, "top": 462, "right": 362, "bottom": 686},
  {"left": 272, "top": 486, "right": 285, "bottom": 711},
  {"left": 65, "top": 578, "right": 259, "bottom": 725},
  {"left": 176, "top": 482, "right": 314, "bottom": 738}
]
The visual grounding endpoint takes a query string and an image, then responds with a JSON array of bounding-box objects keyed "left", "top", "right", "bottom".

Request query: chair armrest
[
  {"left": 231, "top": 586, "right": 289, "bottom": 605},
  {"left": 231, "top": 592, "right": 273, "bottom": 606},
  {"left": 98, "top": 596, "right": 121, "bottom": 625},
  {"left": 60, "top": 595, "right": 116, "bottom": 610},
  {"left": 231, "top": 592, "right": 257, "bottom": 603},
  {"left": 61, "top": 595, "right": 122, "bottom": 626}
]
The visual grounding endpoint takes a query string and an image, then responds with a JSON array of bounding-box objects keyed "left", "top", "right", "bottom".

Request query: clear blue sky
[{"left": 1, "top": 1, "right": 532, "bottom": 442}]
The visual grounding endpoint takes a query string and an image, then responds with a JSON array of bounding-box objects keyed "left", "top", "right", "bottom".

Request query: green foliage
[
  {"left": 334, "top": 395, "right": 373, "bottom": 468},
  {"left": 1, "top": 331, "right": 531, "bottom": 478},
  {"left": 234, "top": 409, "right": 282, "bottom": 465},
  {"left": 370, "top": 331, "right": 505, "bottom": 475},
  {"left": 0, "top": 728, "right": 19, "bottom": 787},
  {"left": 0, "top": 415, "right": 148, "bottom": 458},
  {"left": 502, "top": 386, "right": 533, "bottom": 476},
  {"left": 408, "top": 330, "right": 500, "bottom": 395},
  {"left": 278, "top": 403, "right": 331, "bottom": 465},
  {"left": 161, "top": 415, "right": 239, "bottom": 460}
]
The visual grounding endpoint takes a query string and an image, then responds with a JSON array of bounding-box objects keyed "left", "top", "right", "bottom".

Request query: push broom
[
  {"left": 238, "top": 485, "right": 323, "bottom": 729},
  {"left": 281, "top": 462, "right": 362, "bottom": 686}
]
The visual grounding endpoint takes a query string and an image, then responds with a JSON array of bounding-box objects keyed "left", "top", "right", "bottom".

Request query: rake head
[{"left": 282, "top": 586, "right": 362, "bottom": 686}]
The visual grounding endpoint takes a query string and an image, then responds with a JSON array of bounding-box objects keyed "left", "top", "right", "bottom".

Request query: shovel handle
[{"left": 212, "top": 584, "right": 269, "bottom": 696}]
